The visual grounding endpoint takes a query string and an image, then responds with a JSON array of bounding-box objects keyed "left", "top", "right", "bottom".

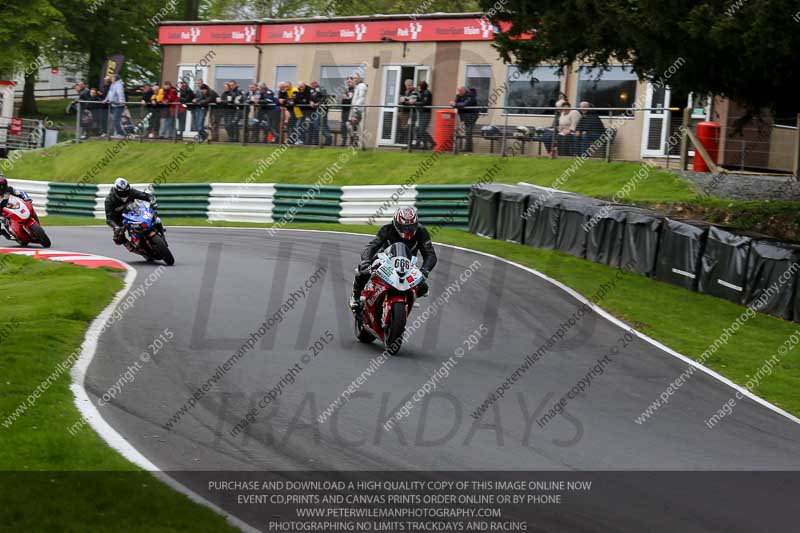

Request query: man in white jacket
[
  {"left": 349, "top": 73, "right": 367, "bottom": 148},
  {"left": 103, "top": 75, "right": 127, "bottom": 138}
]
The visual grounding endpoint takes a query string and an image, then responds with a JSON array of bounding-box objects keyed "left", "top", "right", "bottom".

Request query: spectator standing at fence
[
  {"left": 450, "top": 86, "right": 477, "bottom": 152},
  {"left": 309, "top": 81, "right": 332, "bottom": 145},
  {"left": 576, "top": 101, "right": 605, "bottom": 156},
  {"left": 544, "top": 99, "right": 581, "bottom": 157},
  {"left": 87, "top": 88, "right": 104, "bottom": 137},
  {"left": 103, "top": 74, "right": 127, "bottom": 139},
  {"left": 415, "top": 80, "right": 435, "bottom": 150},
  {"left": 74, "top": 81, "right": 90, "bottom": 103},
  {"left": 339, "top": 77, "right": 355, "bottom": 146},
  {"left": 220, "top": 81, "right": 243, "bottom": 142},
  {"left": 156, "top": 81, "right": 179, "bottom": 139},
  {"left": 257, "top": 82, "right": 280, "bottom": 143},
  {"left": 278, "top": 81, "right": 301, "bottom": 144},
  {"left": 398, "top": 79, "right": 418, "bottom": 145},
  {"left": 294, "top": 82, "right": 312, "bottom": 144},
  {"left": 191, "top": 79, "right": 205, "bottom": 132},
  {"left": 350, "top": 73, "right": 368, "bottom": 147},
  {"left": 177, "top": 81, "right": 195, "bottom": 138},
  {"left": 194, "top": 83, "right": 218, "bottom": 142}
]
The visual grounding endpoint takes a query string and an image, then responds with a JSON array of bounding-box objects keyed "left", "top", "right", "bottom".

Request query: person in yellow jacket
[{"left": 277, "top": 81, "right": 303, "bottom": 144}]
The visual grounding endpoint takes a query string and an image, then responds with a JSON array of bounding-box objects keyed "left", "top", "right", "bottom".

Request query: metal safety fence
[{"left": 71, "top": 100, "right": 800, "bottom": 175}]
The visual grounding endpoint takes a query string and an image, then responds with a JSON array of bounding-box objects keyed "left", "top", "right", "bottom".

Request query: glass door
[
  {"left": 177, "top": 65, "right": 208, "bottom": 138},
  {"left": 378, "top": 66, "right": 401, "bottom": 145}
]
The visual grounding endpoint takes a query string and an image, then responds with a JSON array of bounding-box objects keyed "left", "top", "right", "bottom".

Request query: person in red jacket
[{"left": 157, "top": 82, "right": 180, "bottom": 139}]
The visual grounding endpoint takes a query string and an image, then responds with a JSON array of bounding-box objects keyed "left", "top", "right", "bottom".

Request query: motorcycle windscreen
[
  {"left": 697, "top": 226, "right": 753, "bottom": 303},
  {"left": 468, "top": 183, "right": 507, "bottom": 239},
  {"left": 496, "top": 189, "right": 529, "bottom": 244},
  {"left": 654, "top": 218, "right": 710, "bottom": 291},
  {"left": 743, "top": 240, "right": 799, "bottom": 321},
  {"left": 620, "top": 207, "right": 664, "bottom": 276},
  {"left": 585, "top": 204, "right": 627, "bottom": 268},
  {"left": 554, "top": 196, "right": 603, "bottom": 258}
]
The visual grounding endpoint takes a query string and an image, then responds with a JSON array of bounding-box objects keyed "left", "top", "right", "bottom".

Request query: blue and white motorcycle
[{"left": 121, "top": 200, "right": 174, "bottom": 266}]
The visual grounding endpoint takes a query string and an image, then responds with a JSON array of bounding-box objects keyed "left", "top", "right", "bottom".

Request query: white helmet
[{"left": 113, "top": 177, "right": 131, "bottom": 199}]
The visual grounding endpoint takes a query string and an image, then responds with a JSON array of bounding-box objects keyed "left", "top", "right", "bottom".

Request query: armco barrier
[
  {"left": 415, "top": 185, "right": 471, "bottom": 229},
  {"left": 468, "top": 182, "right": 800, "bottom": 321},
  {"left": 47, "top": 181, "right": 99, "bottom": 217},
  {"left": 209, "top": 183, "right": 275, "bottom": 223},
  {"left": 340, "top": 185, "right": 417, "bottom": 225},
  {"left": 273, "top": 184, "right": 342, "bottom": 223},
  {"left": 9, "top": 179, "right": 471, "bottom": 226},
  {"left": 152, "top": 183, "right": 211, "bottom": 218}
]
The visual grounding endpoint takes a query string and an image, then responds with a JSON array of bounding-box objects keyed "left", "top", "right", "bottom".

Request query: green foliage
[{"left": 484, "top": 0, "right": 800, "bottom": 118}]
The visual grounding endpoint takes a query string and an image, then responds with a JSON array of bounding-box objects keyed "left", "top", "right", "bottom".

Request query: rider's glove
[
  {"left": 149, "top": 199, "right": 159, "bottom": 210},
  {"left": 358, "top": 259, "right": 371, "bottom": 273},
  {"left": 113, "top": 226, "right": 125, "bottom": 238}
]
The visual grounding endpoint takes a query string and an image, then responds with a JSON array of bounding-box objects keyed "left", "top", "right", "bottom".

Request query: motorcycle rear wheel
[
  {"left": 151, "top": 234, "right": 175, "bottom": 266},
  {"left": 30, "top": 223, "right": 51, "bottom": 248},
  {"left": 385, "top": 301, "right": 407, "bottom": 355}
]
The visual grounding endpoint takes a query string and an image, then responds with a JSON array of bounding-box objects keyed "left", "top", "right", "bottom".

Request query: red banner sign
[
  {"left": 159, "top": 24, "right": 259, "bottom": 45},
  {"left": 259, "top": 18, "right": 498, "bottom": 44},
  {"left": 9, "top": 118, "right": 23, "bottom": 135}
]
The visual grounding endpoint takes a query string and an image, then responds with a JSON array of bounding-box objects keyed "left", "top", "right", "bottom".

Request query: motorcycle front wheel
[
  {"left": 150, "top": 234, "right": 175, "bottom": 266},
  {"left": 384, "top": 301, "right": 407, "bottom": 355},
  {"left": 30, "top": 223, "right": 51, "bottom": 248}
]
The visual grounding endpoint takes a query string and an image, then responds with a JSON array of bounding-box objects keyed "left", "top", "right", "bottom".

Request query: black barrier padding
[
  {"left": 521, "top": 187, "right": 570, "bottom": 250},
  {"left": 555, "top": 196, "right": 604, "bottom": 258},
  {"left": 698, "top": 226, "right": 753, "bottom": 303},
  {"left": 621, "top": 207, "right": 664, "bottom": 276},
  {"left": 496, "top": 189, "right": 529, "bottom": 243},
  {"left": 654, "top": 219, "right": 710, "bottom": 290},
  {"left": 585, "top": 205, "right": 628, "bottom": 268},
  {"left": 468, "top": 183, "right": 509, "bottom": 239},
  {"left": 742, "top": 241, "right": 799, "bottom": 321}
]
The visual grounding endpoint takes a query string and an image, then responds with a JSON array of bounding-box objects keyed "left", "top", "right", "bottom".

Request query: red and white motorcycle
[
  {"left": 354, "top": 242, "right": 425, "bottom": 355},
  {"left": 1, "top": 194, "right": 51, "bottom": 248}
]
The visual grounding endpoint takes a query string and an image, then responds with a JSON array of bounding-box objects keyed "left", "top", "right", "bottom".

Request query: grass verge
[
  {"left": 10, "top": 141, "right": 695, "bottom": 203},
  {"left": 0, "top": 254, "right": 240, "bottom": 532},
  {"left": 40, "top": 215, "right": 800, "bottom": 417}
]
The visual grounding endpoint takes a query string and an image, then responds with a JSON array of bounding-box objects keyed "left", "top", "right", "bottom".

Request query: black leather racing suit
[
  {"left": 104, "top": 188, "right": 158, "bottom": 244},
  {"left": 352, "top": 223, "right": 437, "bottom": 301}
]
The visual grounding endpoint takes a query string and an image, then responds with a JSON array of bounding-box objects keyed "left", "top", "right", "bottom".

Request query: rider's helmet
[
  {"left": 0, "top": 175, "right": 8, "bottom": 196},
  {"left": 393, "top": 206, "right": 419, "bottom": 240},
  {"left": 113, "top": 177, "right": 131, "bottom": 200}
]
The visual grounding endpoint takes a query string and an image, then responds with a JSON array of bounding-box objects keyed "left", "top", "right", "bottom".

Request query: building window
[
  {"left": 773, "top": 104, "right": 799, "bottom": 127},
  {"left": 275, "top": 65, "right": 297, "bottom": 88},
  {"left": 320, "top": 65, "right": 365, "bottom": 96},
  {"left": 465, "top": 65, "right": 492, "bottom": 110},
  {"left": 577, "top": 65, "right": 639, "bottom": 115},
  {"left": 214, "top": 65, "right": 255, "bottom": 93},
  {"left": 504, "top": 66, "right": 561, "bottom": 115}
]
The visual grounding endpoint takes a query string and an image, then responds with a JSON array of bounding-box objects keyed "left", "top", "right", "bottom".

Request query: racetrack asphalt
[{"left": 31, "top": 226, "right": 800, "bottom": 532}]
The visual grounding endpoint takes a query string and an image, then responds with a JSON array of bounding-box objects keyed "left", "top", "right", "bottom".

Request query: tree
[
  {"left": 0, "top": 0, "right": 67, "bottom": 115},
  {"left": 482, "top": 0, "right": 800, "bottom": 118},
  {"left": 54, "top": 0, "right": 164, "bottom": 88}
]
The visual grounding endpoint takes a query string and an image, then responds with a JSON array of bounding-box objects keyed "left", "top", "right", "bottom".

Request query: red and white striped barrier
[{"left": 0, "top": 248, "right": 126, "bottom": 269}]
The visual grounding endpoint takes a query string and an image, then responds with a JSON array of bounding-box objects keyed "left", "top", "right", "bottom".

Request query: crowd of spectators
[{"left": 74, "top": 73, "right": 606, "bottom": 156}]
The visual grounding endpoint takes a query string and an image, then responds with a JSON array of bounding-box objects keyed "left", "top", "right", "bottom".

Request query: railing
[
  {"left": 0, "top": 117, "right": 47, "bottom": 151},
  {"left": 70, "top": 100, "right": 800, "bottom": 175}
]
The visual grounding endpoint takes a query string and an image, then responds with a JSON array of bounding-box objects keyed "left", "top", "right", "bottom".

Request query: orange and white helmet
[{"left": 393, "top": 206, "right": 419, "bottom": 240}]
